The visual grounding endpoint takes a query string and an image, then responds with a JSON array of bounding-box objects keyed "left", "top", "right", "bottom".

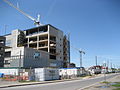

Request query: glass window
[{"left": 6, "top": 40, "right": 11, "bottom": 46}]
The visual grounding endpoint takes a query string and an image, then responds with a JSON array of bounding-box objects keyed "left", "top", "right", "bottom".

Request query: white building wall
[
  {"left": 5, "top": 29, "right": 22, "bottom": 48},
  {"left": 5, "top": 35, "right": 12, "bottom": 47}
]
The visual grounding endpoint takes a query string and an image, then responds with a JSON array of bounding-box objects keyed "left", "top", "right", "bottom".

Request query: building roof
[
  {"left": 3, "top": 24, "right": 63, "bottom": 37},
  {"left": 24, "top": 24, "right": 62, "bottom": 32}
]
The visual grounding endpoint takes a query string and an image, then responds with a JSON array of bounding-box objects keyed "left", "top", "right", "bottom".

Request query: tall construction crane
[
  {"left": 3, "top": 0, "right": 41, "bottom": 26},
  {"left": 71, "top": 46, "right": 85, "bottom": 67}
]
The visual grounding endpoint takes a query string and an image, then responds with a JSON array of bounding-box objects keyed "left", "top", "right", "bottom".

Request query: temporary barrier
[
  {"left": 35, "top": 68, "right": 59, "bottom": 81},
  {"left": 0, "top": 68, "right": 29, "bottom": 81},
  {"left": 59, "top": 67, "right": 87, "bottom": 79},
  {"left": 0, "top": 69, "right": 19, "bottom": 75}
]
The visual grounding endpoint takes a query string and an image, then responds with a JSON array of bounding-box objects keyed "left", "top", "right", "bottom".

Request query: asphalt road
[{"left": 1, "top": 73, "right": 119, "bottom": 90}]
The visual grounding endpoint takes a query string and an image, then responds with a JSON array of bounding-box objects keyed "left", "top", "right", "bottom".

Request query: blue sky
[{"left": 0, "top": 0, "right": 120, "bottom": 68}]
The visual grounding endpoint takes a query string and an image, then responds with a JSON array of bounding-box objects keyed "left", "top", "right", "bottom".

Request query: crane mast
[{"left": 71, "top": 46, "right": 85, "bottom": 67}]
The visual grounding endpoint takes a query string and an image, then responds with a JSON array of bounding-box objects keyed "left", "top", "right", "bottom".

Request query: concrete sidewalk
[
  {"left": 0, "top": 77, "right": 84, "bottom": 88},
  {"left": 0, "top": 74, "right": 106, "bottom": 88}
]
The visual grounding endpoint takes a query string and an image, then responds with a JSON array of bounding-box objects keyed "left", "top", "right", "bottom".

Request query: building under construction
[
  {"left": 0, "top": 36, "right": 5, "bottom": 67},
  {"left": 4, "top": 24, "right": 70, "bottom": 68}
]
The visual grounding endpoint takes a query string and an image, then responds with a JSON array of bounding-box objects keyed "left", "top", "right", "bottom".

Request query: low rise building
[{"left": 88, "top": 65, "right": 102, "bottom": 74}]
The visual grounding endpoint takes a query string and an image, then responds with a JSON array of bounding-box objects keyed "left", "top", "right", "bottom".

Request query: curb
[
  {"left": 0, "top": 73, "right": 118, "bottom": 88},
  {"left": 0, "top": 78, "right": 83, "bottom": 88}
]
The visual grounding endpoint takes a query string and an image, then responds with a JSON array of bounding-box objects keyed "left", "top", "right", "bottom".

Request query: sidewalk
[
  {"left": 0, "top": 74, "right": 108, "bottom": 88},
  {"left": 83, "top": 73, "right": 120, "bottom": 90},
  {"left": 0, "top": 76, "right": 84, "bottom": 88},
  {"left": 0, "top": 79, "right": 19, "bottom": 86}
]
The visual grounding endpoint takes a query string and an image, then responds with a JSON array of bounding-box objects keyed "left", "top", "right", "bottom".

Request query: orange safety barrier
[{"left": 3, "top": 75, "right": 29, "bottom": 81}]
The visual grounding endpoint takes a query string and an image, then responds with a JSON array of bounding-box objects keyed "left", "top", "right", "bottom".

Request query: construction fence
[{"left": 0, "top": 68, "right": 90, "bottom": 82}]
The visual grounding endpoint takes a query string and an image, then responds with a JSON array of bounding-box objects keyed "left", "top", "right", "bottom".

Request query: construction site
[
  {"left": 0, "top": 0, "right": 72, "bottom": 69},
  {"left": 4, "top": 24, "right": 70, "bottom": 68}
]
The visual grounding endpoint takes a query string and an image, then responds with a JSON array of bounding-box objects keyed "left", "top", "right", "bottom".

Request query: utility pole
[
  {"left": 95, "top": 56, "right": 97, "bottom": 66},
  {"left": 113, "top": 64, "right": 115, "bottom": 69},
  {"left": 18, "top": 50, "right": 21, "bottom": 81},
  {"left": 107, "top": 60, "right": 109, "bottom": 68},
  {"left": 111, "top": 62, "right": 113, "bottom": 72},
  {"left": 111, "top": 62, "right": 112, "bottom": 69},
  {"left": 19, "top": 50, "right": 21, "bottom": 69},
  {"left": 104, "top": 62, "right": 106, "bottom": 82}
]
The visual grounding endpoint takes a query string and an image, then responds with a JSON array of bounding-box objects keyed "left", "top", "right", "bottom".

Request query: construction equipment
[
  {"left": 3, "top": 0, "right": 41, "bottom": 26},
  {"left": 71, "top": 46, "right": 85, "bottom": 67}
]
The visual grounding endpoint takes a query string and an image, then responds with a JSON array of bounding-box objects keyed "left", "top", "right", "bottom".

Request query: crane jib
[{"left": 3, "top": 0, "right": 40, "bottom": 26}]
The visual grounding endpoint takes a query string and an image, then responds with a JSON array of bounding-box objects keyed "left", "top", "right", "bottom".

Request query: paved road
[{"left": 1, "top": 73, "right": 119, "bottom": 90}]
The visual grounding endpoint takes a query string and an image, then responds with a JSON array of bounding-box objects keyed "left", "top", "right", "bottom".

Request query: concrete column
[
  {"left": 28, "top": 37, "right": 29, "bottom": 48},
  {"left": 11, "top": 30, "right": 19, "bottom": 48},
  {"left": 48, "top": 25, "right": 50, "bottom": 53},
  {"left": 48, "top": 25, "right": 50, "bottom": 67},
  {"left": 37, "top": 35, "right": 39, "bottom": 50}
]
